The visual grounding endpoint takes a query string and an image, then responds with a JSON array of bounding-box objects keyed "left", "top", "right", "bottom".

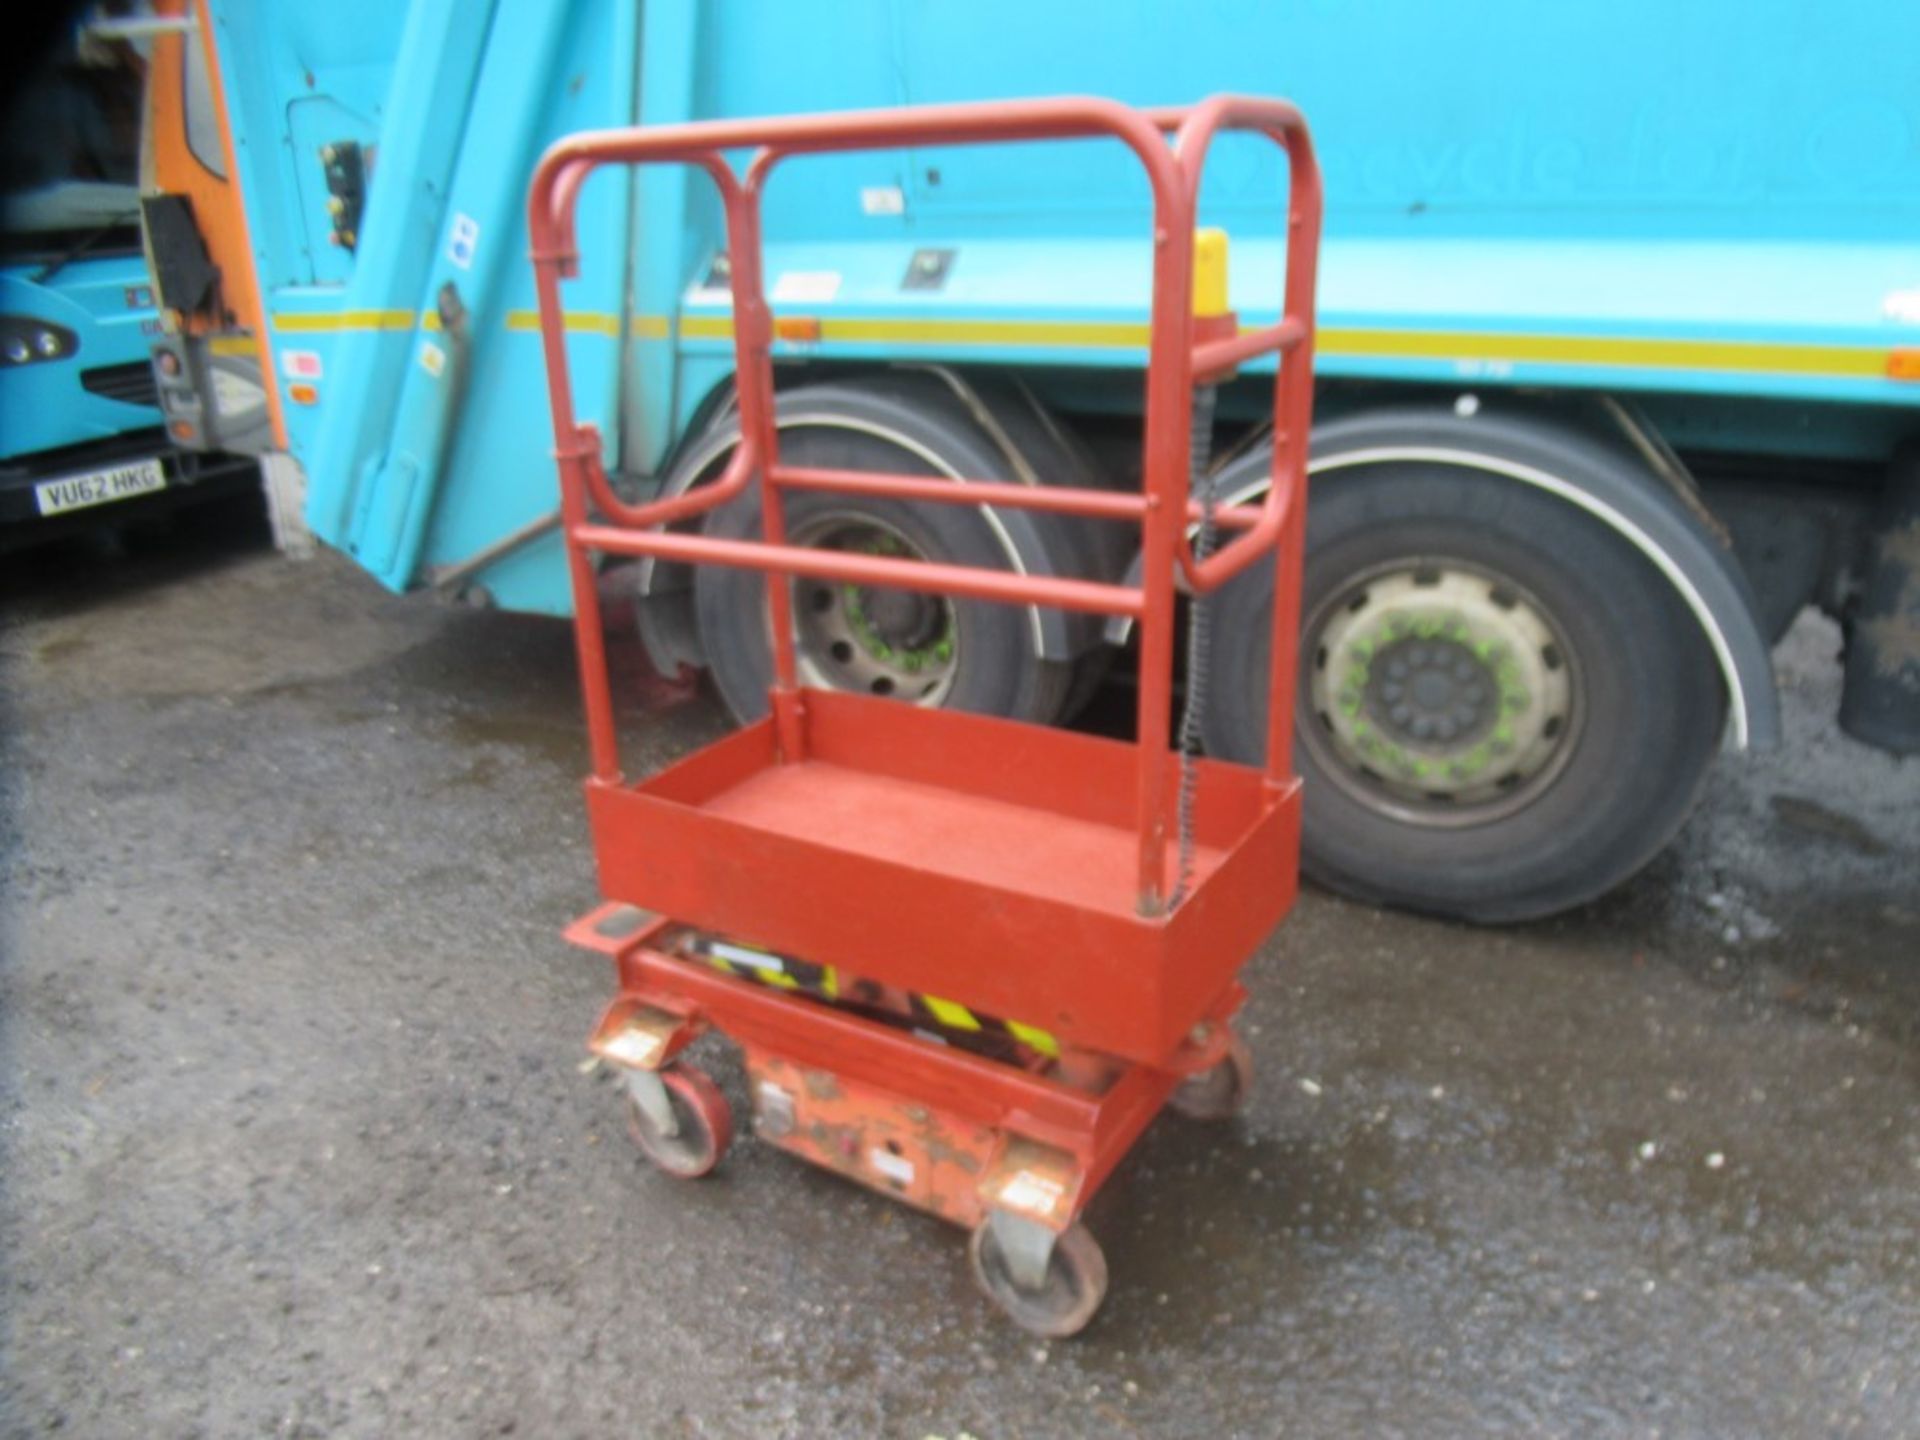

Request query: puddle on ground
[{"left": 1769, "top": 792, "right": 1889, "bottom": 855}]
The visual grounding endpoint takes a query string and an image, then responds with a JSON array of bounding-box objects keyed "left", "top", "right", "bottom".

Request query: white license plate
[{"left": 34, "top": 457, "right": 168, "bottom": 517}]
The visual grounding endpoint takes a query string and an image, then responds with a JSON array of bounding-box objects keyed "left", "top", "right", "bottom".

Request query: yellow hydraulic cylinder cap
[{"left": 1192, "top": 228, "right": 1230, "bottom": 318}]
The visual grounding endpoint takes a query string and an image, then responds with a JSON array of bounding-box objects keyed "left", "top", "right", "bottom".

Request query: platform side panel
[
  {"left": 586, "top": 783, "right": 1171, "bottom": 1061},
  {"left": 1161, "top": 785, "right": 1301, "bottom": 1045}
]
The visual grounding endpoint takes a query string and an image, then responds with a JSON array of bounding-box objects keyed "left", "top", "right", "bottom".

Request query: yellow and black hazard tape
[
  {"left": 688, "top": 936, "right": 827, "bottom": 995},
  {"left": 908, "top": 993, "right": 1061, "bottom": 1059},
  {"left": 677, "top": 933, "right": 1061, "bottom": 1061}
]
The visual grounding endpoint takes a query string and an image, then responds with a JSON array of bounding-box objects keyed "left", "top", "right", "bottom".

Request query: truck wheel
[
  {"left": 1204, "top": 460, "right": 1727, "bottom": 922},
  {"left": 695, "top": 417, "right": 1067, "bottom": 723}
]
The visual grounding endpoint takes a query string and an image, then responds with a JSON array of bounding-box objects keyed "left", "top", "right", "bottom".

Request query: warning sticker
[
  {"left": 1883, "top": 289, "right": 1920, "bottom": 324},
  {"left": 599, "top": 1026, "right": 662, "bottom": 1068},
  {"left": 280, "top": 348, "right": 323, "bottom": 381},
  {"left": 771, "top": 270, "right": 841, "bottom": 304},
  {"left": 997, "top": 1169, "right": 1064, "bottom": 1217},
  {"left": 418, "top": 341, "right": 446, "bottom": 378},
  {"left": 447, "top": 213, "right": 480, "bottom": 270},
  {"left": 710, "top": 941, "right": 783, "bottom": 972}
]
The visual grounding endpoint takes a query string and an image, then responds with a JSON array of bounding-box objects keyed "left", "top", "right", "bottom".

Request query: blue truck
[
  {"left": 142, "top": 0, "right": 1920, "bottom": 919},
  {"left": 3, "top": 29, "right": 252, "bottom": 553}
]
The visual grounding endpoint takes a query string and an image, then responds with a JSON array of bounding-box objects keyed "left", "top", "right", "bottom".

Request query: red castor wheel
[
  {"left": 1168, "top": 1029, "right": 1254, "bottom": 1120},
  {"left": 967, "top": 1219, "right": 1109, "bottom": 1337},
  {"left": 623, "top": 1062, "right": 733, "bottom": 1178}
]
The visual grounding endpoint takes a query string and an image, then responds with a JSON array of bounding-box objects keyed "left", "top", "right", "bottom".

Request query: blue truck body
[
  {"left": 152, "top": 0, "right": 1920, "bottom": 917},
  {"left": 2, "top": 35, "right": 253, "bottom": 550},
  {"left": 0, "top": 249, "right": 161, "bottom": 459},
  {"left": 0, "top": 217, "right": 255, "bottom": 553},
  {"left": 188, "top": 0, "right": 1920, "bottom": 608},
  {"left": 0, "top": 181, "right": 179, "bottom": 543}
]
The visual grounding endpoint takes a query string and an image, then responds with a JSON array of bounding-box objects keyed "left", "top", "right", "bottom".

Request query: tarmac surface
[{"left": 3, "top": 505, "right": 1916, "bottom": 1439}]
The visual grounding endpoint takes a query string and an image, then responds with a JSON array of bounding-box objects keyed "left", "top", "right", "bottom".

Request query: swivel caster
[
  {"left": 624, "top": 1062, "right": 733, "bottom": 1179},
  {"left": 967, "top": 1215, "right": 1108, "bottom": 1337},
  {"left": 1168, "top": 1028, "right": 1254, "bottom": 1120}
]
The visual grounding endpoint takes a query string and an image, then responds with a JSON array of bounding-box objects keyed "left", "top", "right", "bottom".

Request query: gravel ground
[{"left": 2, "top": 508, "right": 1916, "bottom": 1439}]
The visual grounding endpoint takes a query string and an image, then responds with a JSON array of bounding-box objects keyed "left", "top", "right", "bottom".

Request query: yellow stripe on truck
[
  {"left": 271, "top": 309, "right": 622, "bottom": 336},
  {"left": 272, "top": 308, "right": 417, "bottom": 332},
  {"left": 270, "top": 307, "right": 1895, "bottom": 381},
  {"left": 667, "top": 311, "right": 1893, "bottom": 379},
  {"left": 504, "top": 310, "right": 624, "bottom": 337},
  {"left": 677, "top": 313, "right": 1158, "bottom": 348},
  {"left": 1315, "top": 326, "right": 1893, "bottom": 380}
]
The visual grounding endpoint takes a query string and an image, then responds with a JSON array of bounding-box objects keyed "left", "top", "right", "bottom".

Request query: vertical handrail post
[
  {"left": 733, "top": 151, "right": 806, "bottom": 760},
  {"left": 529, "top": 157, "right": 622, "bottom": 785},
  {"left": 1131, "top": 164, "right": 1196, "bottom": 916},
  {"left": 1262, "top": 119, "right": 1322, "bottom": 783}
]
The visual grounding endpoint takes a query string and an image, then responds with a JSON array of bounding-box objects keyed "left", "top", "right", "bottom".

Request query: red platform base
[
  {"left": 585, "top": 688, "right": 1299, "bottom": 1066},
  {"left": 567, "top": 906, "right": 1247, "bottom": 1229}
]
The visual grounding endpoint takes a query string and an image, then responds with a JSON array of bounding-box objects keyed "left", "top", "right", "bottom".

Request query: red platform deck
[{"left": 587, "top": 688, "right": 1300, "bottom": 1064}]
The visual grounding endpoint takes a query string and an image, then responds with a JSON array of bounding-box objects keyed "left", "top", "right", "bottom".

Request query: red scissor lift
[{"left": 533, "top": 95, "right": 1321, "bottom": 1335}]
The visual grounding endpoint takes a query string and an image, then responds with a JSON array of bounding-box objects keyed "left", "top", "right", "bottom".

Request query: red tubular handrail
[
  {"left": 772, "top": 464, "right": 1268, "bottom": 533},
  {"left": 572, "top": 523, "right": 1148, "bottom": 618},
  {"left": 1154, "top": 96, "right": 1322, "bottom": 598},
  {"left": 527, "top": 94, "right": 1321, "bottom": 915},
  {"left": 572, "top": 425, "right": 760, "bottom": 531},
  {"left": 1193, "top": 317, "right": 1306, "bottom": 382}
]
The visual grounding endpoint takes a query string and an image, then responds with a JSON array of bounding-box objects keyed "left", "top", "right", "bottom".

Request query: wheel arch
[{"left": 1109, "top": 403, "right": 1781, "bottom": 750}]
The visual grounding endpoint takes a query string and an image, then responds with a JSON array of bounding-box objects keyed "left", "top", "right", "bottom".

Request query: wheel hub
[
  {"left": 790, "top": 515, "right": 959, "bottom": 702},
  {"left": 1306, "top": 563, "right": 1579, "bottom": 822},
  {"left": 1369, "top": 637, "right": 1496, "bottom": 746},
  {"left": 850, "top": 583, "right": 942, "bottom": 653}
]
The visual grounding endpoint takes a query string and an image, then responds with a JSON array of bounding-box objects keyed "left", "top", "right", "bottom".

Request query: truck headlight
[{"left": 0, "top": 317, "right": 77, "bottom": 364}]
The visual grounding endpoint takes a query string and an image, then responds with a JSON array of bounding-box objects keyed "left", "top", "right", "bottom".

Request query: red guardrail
[{"left": 528, "top": 94, "right": 1320, "bottom": 907}]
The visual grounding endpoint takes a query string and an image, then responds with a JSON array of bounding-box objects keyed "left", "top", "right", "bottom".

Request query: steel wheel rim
[
  {"left": 1301, "top": 557, "right": 1583, "bottom": 828},
  {"left": 787, "top": 513, "right": 960, "bottom": 704}
]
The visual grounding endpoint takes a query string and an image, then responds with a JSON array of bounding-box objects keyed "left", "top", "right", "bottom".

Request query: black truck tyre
[
  {"left": 695, "top": 410, "right": 1069, "bottom": 724},
  {"left": 1203, "top": 453, "right": 1728, "bottom": 922}
]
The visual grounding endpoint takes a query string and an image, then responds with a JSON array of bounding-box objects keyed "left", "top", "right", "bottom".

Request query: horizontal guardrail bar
[
  {"left": 1193, "top": 318, "right": 1306, "bottom": 380},
  {"left": 572, "top": 523, "right": 1147, "bottom": 618},
  {"left": 771, "top": 464, "right": 1265, "bottom": 532}
]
